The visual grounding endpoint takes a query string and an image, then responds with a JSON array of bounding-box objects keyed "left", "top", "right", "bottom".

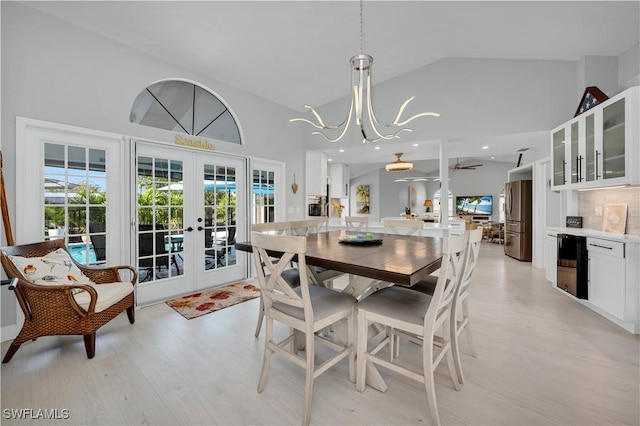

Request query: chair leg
[
  {"left": 422, "top": 340, "right": 441, "bottom": 426},
  {"left": 347, "top": 310, "right": 355, "bottom": 383},
  {"left": 451, "top": 325, "right": 465, "bottom": 385},
  {"left": 83, "top": 333, "right": 96, "bottom": 359},
  {"left": 126, "top": 305, "right": 135, "bottom": 324},
  {"left": 302, "top": 329, "right": 315, "bottom": 426},
  {"left": 257, "top": 316, "right": 273, "bottom": 393},
  {"left": 254, "top": 296, "right": 264, "bottom": 338},
  {"left": 462, "top": 300, "right": 477, "bottom": 358},
  {"left": 2, "top": 342, "right": 22, "bottom": 363},
  {"left": 356, "top": 310, "right": 368, "bottom": 392}
]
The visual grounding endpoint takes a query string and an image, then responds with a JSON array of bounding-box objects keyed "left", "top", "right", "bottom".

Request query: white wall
[{"left": 1, "top": 2, "right": 309, "bottom": 329}]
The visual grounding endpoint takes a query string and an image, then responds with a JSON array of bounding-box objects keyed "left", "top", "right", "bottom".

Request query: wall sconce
[{"left": 424, "top": 199, "right": 433, "bottom": 212}]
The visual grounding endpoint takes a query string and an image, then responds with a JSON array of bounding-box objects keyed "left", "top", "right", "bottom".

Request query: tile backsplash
[{"left": 578, "top": 186, "right": 640, "bottom": 235}]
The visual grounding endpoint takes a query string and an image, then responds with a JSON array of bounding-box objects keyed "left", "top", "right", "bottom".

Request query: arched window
[{"left": 130, "top": 79, "right": 241, "bottom": 144}]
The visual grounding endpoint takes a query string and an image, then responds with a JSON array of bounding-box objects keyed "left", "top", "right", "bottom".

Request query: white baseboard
[{"left": 1, "top": 323, "right": 19, "bottom": 343}]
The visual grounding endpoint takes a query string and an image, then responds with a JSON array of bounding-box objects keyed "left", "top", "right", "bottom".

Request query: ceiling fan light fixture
[{"left": 386, "top": 153, "right": 413, "bottom": 172}]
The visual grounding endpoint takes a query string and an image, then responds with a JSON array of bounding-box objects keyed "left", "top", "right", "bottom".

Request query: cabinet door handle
[
  {"left": 595, "top": 150, "right": 601, "bottom": 179},
  {"left": 589, "top": 243, "right": 613, "bottom": 250},
  {"left": 562, "top": 160, "right": 567, "bottom": 184},
  {"left": 578, "top": 155, "right": 583, "bottom": 182}
]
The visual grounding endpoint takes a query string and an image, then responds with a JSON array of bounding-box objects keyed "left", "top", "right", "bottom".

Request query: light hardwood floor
[{"left": 1, "top": 242, "right": 639, "bottom": 425}]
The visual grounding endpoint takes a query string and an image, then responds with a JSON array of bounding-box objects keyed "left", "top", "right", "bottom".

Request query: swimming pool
[{"left": 67, "top": 243, "right": 97, "bottom": 264}]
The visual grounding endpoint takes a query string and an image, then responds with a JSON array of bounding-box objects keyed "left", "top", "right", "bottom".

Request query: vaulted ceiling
[{"left": 22, "top": 1, "right": 640, "bottom": 170}]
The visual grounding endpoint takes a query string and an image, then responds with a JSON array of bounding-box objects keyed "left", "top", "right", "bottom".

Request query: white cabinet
[
  {"left": 588, "top": 237, "right": 625, "bottom": 320},
  {"left": 545, "top": 231, "right": 558, "bottom": 284},
  {"left": 550, "top": 86, "right": 639, "bottom": 190},
  {"left": 329, "top": 163, "right": 349, "bottom": 198},
  {"left": 305, "top": 151, "right": 328, "bottom": 196}
]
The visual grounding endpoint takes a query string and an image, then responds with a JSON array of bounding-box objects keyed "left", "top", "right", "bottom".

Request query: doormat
[{"left": 166, "top": 282, "right": 260, "bottom": 320}]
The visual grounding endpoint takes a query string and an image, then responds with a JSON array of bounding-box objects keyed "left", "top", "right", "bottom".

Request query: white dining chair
[
  {"left": 345, "top": 216, "right": 369, "bottom": 232},
  {"left": 251, "top": 231, "right": 356, "bottom": 426},
  {"left": 289, "top": 219, "right": 345, "bottom": 289},
  {"left": 355, "top": 234, "right": 467, "bottom": 426},
  {"left": 252, "top": 221, "right": 299, "bottom": 337},
  {"left": 405, "top": 228, "right": 482, "bottom": 384},
  {"left": 382, "top": 218, "right": 424, "bottom": 236}
]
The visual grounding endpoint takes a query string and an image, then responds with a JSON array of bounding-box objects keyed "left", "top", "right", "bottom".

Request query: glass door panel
[
  {"left": 136, "top": 155, "right": 185, "bottom": 282},
  {"left": 602, "top": 98, "right": 625, "bottom": 180},
  {"left": 585, "top": 114, "right": 596, "bottom": 182},
  {"left": 552, "top": 128, "right": 566, "bottom": 186},
  {"left": 43, "top": 142, "right": 108, "bottom": 265}
]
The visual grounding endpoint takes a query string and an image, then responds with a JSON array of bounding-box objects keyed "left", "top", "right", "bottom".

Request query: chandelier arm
[
  {"left": 394, "top": 111, "right": 440, "bottom": 127},
  {"left": 290, "top": 105, "right": 348, "bottom": 130},
  {"left": 362, "top": 75, "right": 397, "bottom": 142},
  {"left": 313, "top": 98, "right": 356, "bottom": 143}
]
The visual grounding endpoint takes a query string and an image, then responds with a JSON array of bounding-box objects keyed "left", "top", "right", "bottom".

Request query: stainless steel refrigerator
[{"left": 504, "top": 180, "right": 532, "bottom": 261}]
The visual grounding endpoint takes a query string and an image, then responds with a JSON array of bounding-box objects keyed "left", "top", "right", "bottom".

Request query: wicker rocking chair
[{"left": 1, "top": 239, "right": 137, "bottom": 363}]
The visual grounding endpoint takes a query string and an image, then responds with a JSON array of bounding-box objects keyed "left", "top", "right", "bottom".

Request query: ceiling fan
[{"left": 451, "top": 158, "right": 483, "bottom": 171}]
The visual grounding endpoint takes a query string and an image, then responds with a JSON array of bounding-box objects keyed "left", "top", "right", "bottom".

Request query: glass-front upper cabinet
[
  {"left": 550, "top": 86, "right": 639, "bottom": 190},
  {"left": 552, "top": 128, "right": 566, "bottom": 187},
  {"left": 601, "top": 98, "right": 625, "bottom": 180}
]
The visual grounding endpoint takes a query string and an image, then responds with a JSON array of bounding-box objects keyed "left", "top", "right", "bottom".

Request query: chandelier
[
  {"left": 385, "top": 153, "right": 413, "bottom": 172},
  {"left": 290, "top": 0, "right": 439, "bottom": 143}
]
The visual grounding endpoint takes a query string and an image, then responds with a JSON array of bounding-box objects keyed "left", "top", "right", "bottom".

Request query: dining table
[{"left": 236, "top": 229, "right": 444, "bottom": 392}]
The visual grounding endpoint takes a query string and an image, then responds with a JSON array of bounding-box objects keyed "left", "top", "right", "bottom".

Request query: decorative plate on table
[{"left": 338, "top": 234, "right": 383, "bottom": 245}]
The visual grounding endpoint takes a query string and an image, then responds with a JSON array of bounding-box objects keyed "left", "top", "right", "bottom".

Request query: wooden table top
[{"left": 236, "top": 230, "right": 443, "bottom": 287}]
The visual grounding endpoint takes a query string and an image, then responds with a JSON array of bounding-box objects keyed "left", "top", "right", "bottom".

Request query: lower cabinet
[{"left": 588, "top": 238, "right": 625, "bottom": 320}]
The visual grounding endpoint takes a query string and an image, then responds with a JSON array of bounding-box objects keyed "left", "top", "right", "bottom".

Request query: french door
[{"left": 134, "top": 141, "right": 247, "bottom": 305}]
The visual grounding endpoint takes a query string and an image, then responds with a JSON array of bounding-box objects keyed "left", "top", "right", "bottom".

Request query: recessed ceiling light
[
  {"left": 491, "top": 156, "right": 495, "bottom": 159},
  {"left": 374, "top": 146, "right": 381, "bottom": 150},
  {"left": 328, "top": 158, "right": 333, "bottom": 162},
  {"left": 482, "top": 146, "right": 489, "bottom": 150},
  {"left": 412, "top": 143, "right": 419, "bottom": 147},
  {"left": 339, "top": 149, "right": 344, "bottom": 153}
]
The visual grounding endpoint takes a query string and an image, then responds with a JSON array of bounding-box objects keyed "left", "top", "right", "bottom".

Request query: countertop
[{"left": 546, "top": 227, "right": 640, "bottom": 243}]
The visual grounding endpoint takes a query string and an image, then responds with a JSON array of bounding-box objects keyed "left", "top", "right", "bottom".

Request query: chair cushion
[
  {"left": 9, "top": 248, "right": 95, "bottom": 288},
  {"left": 266, "top": 268, "right": 301, "bottom": 287},
  {"left": 273, "top": 285, "right": 355, "bottom": 322},
  {"left": 357, "top": 286, "right": 433, "bottom": 327},
  {"left": 73, "top": 282, "right": 134, "bottom": 313}
]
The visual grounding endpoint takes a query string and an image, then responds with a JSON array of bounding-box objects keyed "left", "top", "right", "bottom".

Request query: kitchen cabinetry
[
  {"left": 546, "top": 227, "right": 639, "bottom": 334},
  {"left": 545, "top": 230, "right": 558, "bottom": 284},
  {"left": 329, "top": 163, "right": 349, "bottom": 198},
  {"left": 305, "top": 151, "right": 328, "bottom": 196},
  {"left": 587, "top": 237, "right": 625, "bottom": 321},
  {"left": 550, "top": 86, "right": 639, "bottom": 190}
]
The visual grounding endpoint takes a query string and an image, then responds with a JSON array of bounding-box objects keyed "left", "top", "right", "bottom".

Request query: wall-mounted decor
[
  {"left": 291, "top": 174, "right": 298, "bottom": 194},
  {"left": 574, "top": 86, "right": 609, "bottom": 117},
  {"left": 356, "top": 185, "right": 370, "bottom": 214}
]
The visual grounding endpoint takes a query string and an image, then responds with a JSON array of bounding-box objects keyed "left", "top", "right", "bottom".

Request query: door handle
[
  {"left": 197, "top": 226, "right": 203, "bottom": 231},
  {"left": 186, "top": 227, "right": 194, "bottom": 232},
  {"left": 595, "top": 150, "right": 601, "bottom": 179}
]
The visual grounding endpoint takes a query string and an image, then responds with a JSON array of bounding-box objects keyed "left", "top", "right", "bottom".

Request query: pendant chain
[{"left": 359, "top": 0, "right": 364, "bottom": 55}]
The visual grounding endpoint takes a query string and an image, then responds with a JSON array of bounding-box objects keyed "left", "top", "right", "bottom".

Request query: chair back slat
[
  {"left": 345, "top": 216, "right": 369, "bottom": 232},
  {"left": 289, "top": 219, "right": 320, "bottom": 236},
  {"left": 252, "top": 221, "right": 290, "bottom": 235},
  {"left": 458, "top": 228, "right": 482, "bottom": 302},
  {"left": 382, "top": 218, "right": 423, "bottom": 236},
  {"left": 426, "top": 233, "right": 468, "bottom": 332},
  {"left": 251, "top": 232, "right": 311, "bottom": 313}
]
